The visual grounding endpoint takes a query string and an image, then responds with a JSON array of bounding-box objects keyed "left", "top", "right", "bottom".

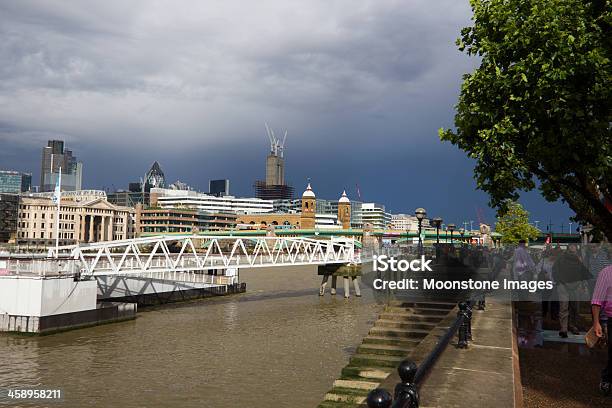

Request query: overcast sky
[{"left": 0, "top": 0, "right": 575, "bottom": 231}]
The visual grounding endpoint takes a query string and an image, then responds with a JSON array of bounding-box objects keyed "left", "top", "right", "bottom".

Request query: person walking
[
  {"left": 591, "top": 264, "right": 612, "bottom": 396},
  {"left": 537, "top": 249, "right": 557, "bottom": 319},
  {"left": 512, "top": 240, "right": 535, "bottom": 281},
  {"left": 554, "top": 245, "right": 591, "bottom": 337}
]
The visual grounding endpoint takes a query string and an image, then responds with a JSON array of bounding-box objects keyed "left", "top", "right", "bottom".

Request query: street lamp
[
  {"left": 447, "top": 223, "right": 456, "bottom": 244},
  {"left": 431, "top": 217, "right": 443, "bottom": 245},
  {"left": 415, "top": 208, "right": 427, "bottom": 254},
  {"left": 431, "top": 217, "right": 443, "bottom": 259},
  {"left": 459, "top": 228, "right": 465, "bottom": 246}
]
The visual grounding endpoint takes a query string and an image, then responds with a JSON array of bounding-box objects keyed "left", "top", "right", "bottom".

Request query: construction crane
[{"left": 265, "top": 122, "right": 287, "bottom": 158}]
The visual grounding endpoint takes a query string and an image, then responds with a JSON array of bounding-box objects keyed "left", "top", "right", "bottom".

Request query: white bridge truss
[{"left": 47, "top": 235, "right": 358, "bottom": 277}]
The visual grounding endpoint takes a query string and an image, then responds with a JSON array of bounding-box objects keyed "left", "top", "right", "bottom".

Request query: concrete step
[
  {"left": 368, "top": 326, "right": 430, "bottom": 339},
  {"left": 362, "top": 335, "right": 421, "bottom": 348},
  {"left": 384, "top": 306, "right": 450, "bottom": 316},
  {"left": 391, "top": 300, "right": 457, "bottom": 309},
  {"left": 357, "top": 342, "right": 413, "bottom": 357},
  {"left": 332, "top": 379, "right": 380, "bottom": 391},
  {"left": 317, "top": 400, "right": 360, "bottom": 408},
  {"left": 324, "top": 387, "right": 370, "bottom": 404},
  {"left": 374, "top": 319, "right": 438, "bottom": 330},
  {"left": 379, "top": 312, "right": 443, "bottom": 323},
  {"left": 341, "top": 365, "right": 393, "bottom": 380},
  {"left": 349, "top": 353, "right": 405, "bottom": 368}
]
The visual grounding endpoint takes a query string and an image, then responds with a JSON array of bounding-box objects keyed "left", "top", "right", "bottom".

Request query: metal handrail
[{"left": 366, "top": 301, "right": 474, "bottom": 408}]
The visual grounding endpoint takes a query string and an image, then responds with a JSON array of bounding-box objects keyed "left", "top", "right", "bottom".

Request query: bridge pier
[{"left": 318, "top": 264, "right": 361, "bottom": 298}]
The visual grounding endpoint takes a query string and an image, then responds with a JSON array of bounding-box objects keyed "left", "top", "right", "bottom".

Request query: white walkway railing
[{"left": 45, "top": 235, "right": 358, "bottom": 277}]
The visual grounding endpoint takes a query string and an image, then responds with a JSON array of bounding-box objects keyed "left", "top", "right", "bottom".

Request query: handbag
[{"left": 585, "top": 324, "right": 608, "bottom": 349}]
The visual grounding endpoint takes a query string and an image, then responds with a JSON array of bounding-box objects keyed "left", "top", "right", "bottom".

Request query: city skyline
[{"left": 0, "top": 1, "right": 575, "bottom": 229}]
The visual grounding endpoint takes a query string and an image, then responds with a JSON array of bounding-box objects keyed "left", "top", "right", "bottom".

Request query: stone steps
[
  {"left": 374, "top": 319, "right": 438, "bottom": 330},
  {"left": 357, "top": 342, "right": 413, "bottom": 357},
  {"left": 362, "top": 335, "right": 421, "bottom": 348},
  {"left": 390, "top": 300, "right": 457, "bottom": 309},
  {"left": 379, "top": 312, "right": 444, "bottom": 323},
  {"left": 333, "top": 379, "right": 380, "bottom": 391},
  {"left": 317, "top": 301, "right": 456, "bottom": 407},
  {"left": 368, "top": 326, "right": 431, "bottom": 339},
  {"left": 384, "top": 306, "right": 450, "bottom": 316},
  {"left": 350, "top": 353, "right": 405, "bottom": 368},
  {"left": 341, "top": 365, "right": 393, "bottom": 380},
  {"left": 317, "top": 400, "right": 360, "bottom": 408},
  {"left": 324, "top": 386, "right": 370, "bottom": 404}
]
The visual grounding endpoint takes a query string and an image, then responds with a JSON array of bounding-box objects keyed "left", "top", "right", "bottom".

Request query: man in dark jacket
[{"left": 553, "top": 245, "right": 591, "bottom": 337}]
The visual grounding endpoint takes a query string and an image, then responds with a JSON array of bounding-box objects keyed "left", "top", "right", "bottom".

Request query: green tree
[
  {"left": 495, "top": 201, "right": 540, "bottom": 243},
  {"left": 439, "top": 0, "right": 612, "bottom": 239}
]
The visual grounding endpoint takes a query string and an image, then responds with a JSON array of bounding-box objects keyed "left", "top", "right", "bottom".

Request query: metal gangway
[{"left": 43, "top": 235, "right": 358, "bottom": 277}]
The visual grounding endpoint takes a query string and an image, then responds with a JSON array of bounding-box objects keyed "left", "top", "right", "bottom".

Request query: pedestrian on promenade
[
  {"left": 512, "top": 240, "right": 535, "bottom": 281},
  {"left": 588, "top": 244, "right": 611, "bottom": 281},
  {"left": 554, "top": 245, "right": 591, "bottom": 337},
  {"left": 537, "top": 249, "right": 558, "bottom": 320},
  {"left": 591, "top": 264, "right": 612, "bottom": 396}
]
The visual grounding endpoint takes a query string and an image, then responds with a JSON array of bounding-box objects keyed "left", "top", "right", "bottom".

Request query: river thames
[{"left": 0, "top": 266, "right": 379, "bottom": 407}]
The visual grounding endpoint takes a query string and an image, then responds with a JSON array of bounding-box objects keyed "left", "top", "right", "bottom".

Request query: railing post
[
  {"left": 393, "top": 359, "right": 420, "bottom": 408},
  {"left": 367, "top": 359, "right": 419, "bottom": 408},
  {"left": 366, "top": 388, "right": 392, "bottom": 408},
  {"left": 457, "top": 301, "right": 471, "bottom": 348},
  {"left": 466, "top": 301, "right": 473, "bottom": 341}
]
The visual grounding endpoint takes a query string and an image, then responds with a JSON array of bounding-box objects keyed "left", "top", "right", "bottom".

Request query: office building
[
  {"left": 390, "top": 214, "right": 430, "bottom": 231},
  {"left": 209, "top": 179, "right": 230, "bottom": 197},
  {"left": 107, "top": 190, "right": 150, "bottom": 207},
  {"left": 40, "top": 140, "right": 83, "bottom": 192},
  {"left": 0, "top": 194, "right": 19, "bottom": 243},
  {"left": 16, "top": 190, "right": 133, "bottom": 246},
  {"left": 0, "top": 171, "right": 32, "bottom": 194},
  {"left": 150, "top": 188, "right": 274, "bottom": 214},
  {"left": 135, "top": 205, "right": 237, "bottom": 235},
  {"left": 168, "top": 180, "right": 192, "bottom": 191},
  {"left": 361, "top": 203, "right": 392, "bottom": 230},
  {"left": 144, "top": 161, "right": 166, "bottom": 191}
]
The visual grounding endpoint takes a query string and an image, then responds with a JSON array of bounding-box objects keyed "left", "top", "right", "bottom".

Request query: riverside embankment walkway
[{"left": 372, "top": 298, "right": 518, "bottom": 408}]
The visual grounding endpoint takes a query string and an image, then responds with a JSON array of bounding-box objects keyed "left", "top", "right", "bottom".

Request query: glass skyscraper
[
  {"left": 0, "top": 170, "right": 32, "bottom": 194},
  {"left": 40, "top": 140, "right": 83, "bottom": 192}
]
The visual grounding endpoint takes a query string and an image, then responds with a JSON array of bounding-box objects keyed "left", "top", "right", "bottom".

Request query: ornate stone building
[
  {"left": 16, "top": 191, "right": 133, "bottom": 246},
  {"left": 237, "top": 184, "right": 349, "bottom": 231}
]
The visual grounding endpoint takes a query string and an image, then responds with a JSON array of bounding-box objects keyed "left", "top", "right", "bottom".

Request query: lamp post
[
  {"left": 415, "top": 208, "right": 427, "bottom": 254},
  {"left": 431, "top": 217, "right": 443, "bottom": 245},
  {"left": 447, "top": 223, "right": 456, "bottom": 245},
  {"left": 460, "top": 228, "right": 465, "bottom": 246},
  {"left": 431, "top": 217, "right": 443, "bottom": 259}
]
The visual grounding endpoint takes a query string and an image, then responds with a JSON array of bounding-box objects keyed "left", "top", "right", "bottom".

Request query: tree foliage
[
  {"left": 439, "top": 0, "right": 612, "bottom": 239},
  {"left": 495, "top": 201, "right": 540, "bottom": 243}
]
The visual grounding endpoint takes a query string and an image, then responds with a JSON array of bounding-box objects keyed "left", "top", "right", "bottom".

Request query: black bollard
[
  {"left": 366, "top": 388, "right": 393, "bottom": 408},
  {"left": 457, "top": 301, "right": 470, "bottom": 348},
  {"left": 393, "top": 359, "right": 420, "bottom": 408}
]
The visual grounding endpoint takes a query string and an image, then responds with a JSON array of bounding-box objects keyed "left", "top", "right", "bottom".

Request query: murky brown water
[{"left": 0, "top": 266, "right": 379, "bottom": 408}]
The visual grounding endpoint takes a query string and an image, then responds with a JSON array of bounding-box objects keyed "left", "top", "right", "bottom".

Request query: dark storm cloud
[
  {"left": 0, "top": 0, "right": 575, "bottom": 226},
  {"left": 0, "top": 1, "right": 471, "bottom": 133}
]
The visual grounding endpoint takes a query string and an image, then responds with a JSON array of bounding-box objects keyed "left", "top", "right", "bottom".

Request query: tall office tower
[
  {"left": 144, "top": 161, "right": 166, "bottom": 191},
  {"left": 209, "top": 179, "right": 230, "bottom": 197},
  {"left": 254, "top": 124, "right": 294, "bottom": 200},
  {"left": 40, "top": 140, "right": 83, "bottom": 192}
]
